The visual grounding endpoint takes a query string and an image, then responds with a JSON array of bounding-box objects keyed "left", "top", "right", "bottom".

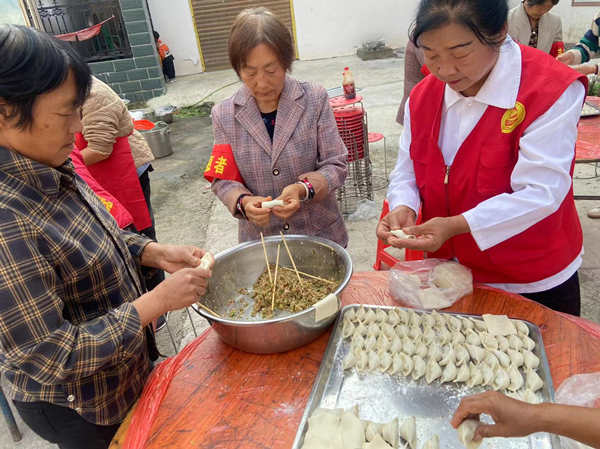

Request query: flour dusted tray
[{"left": 292, "top": 305, "right": 561, "bottom": 449}]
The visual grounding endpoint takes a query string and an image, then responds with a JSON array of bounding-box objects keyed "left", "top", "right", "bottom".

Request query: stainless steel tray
[
  {"left": 293, "top": 305, "right": 562, "bottom": 449},
  {"left": 581, "top": 100, "right": 600, "bottom": 117}
]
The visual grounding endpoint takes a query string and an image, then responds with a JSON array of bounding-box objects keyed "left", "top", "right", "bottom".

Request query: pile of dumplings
[
  {"left": 341, "top": 306, "right": 544, "bottom": 403},
  {"left": 301, "top": 405, "right": 421, "bottom": 449}
]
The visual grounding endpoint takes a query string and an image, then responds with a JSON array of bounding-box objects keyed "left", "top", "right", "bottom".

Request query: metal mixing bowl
[{"left": 192, "top": 235, "right": 353, "bottom": 354}]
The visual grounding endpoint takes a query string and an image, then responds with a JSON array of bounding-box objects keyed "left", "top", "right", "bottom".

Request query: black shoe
[{"left": 156, "top": 313, "right": 169, "bottom": 332}]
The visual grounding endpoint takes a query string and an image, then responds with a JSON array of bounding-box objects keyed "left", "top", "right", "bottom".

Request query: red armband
[
  {"left": 550, "top": 42, "right": 565, "bottom": 58},
  {"left": 204, "top": 144, "right": 245, "bottom": 184}
]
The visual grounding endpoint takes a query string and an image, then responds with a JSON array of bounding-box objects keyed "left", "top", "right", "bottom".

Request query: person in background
[
  {"left": 377, "top": 0, "right": 587, "bottom": 316},
  {"left": 557, "top": 9, "right": 600, "bottom": 220},
  {"left": 397, "top": 40, "right": 428, "bottom": 126},
  {"left": 208, "top": 7, "right": 348, "bottom": 247},
  {"left": 508, "top": 0, "right": 563, "bottom": 56},
  {"left": 154, "top": 31, "right": 176, "bottom": 83},
  {"left": 78, "top": 76, "right": 168, "bottom": 327},
  {"left": 451, "top": 391, "right": 600, "bottom": 447},
  {"left": 0, "top": 25, "right": 213, "bottom": 448}
]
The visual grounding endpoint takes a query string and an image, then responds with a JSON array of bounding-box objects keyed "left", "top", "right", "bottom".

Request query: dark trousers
[
  {"left": 138, "top": 167, "right": 165, "bottom": 291},
  {"left": 521, "top": 272, "right": 581, "bottom": 316},
  {"left": 162, "top": 55, "right": 176, "bottom": 80},
  {"left": 13, "top": 400, "right": 120, "bottom": 449}
]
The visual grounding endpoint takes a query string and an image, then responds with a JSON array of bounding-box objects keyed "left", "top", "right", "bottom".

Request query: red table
[{"left": 111, "top": 272, "right": 600, "bottom": 448}]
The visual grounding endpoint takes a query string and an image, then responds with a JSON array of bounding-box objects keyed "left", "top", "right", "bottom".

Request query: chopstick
[
  {"left": 280, "top": 267, "right": 336, "bottom": 285},
  {"left": 260, "top": 232, "right": 273, "bottom": 284},
  {"left": 271, "top": 244, "right": 281, "bottom": 311},
  {"left": 280, "top": 232, "right": 303, "bottom": 288},
  {"left": 197, "top": 302, "right": 222, "bottom": 318}
]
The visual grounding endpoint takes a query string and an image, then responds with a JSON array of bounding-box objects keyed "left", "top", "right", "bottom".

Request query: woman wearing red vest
[{"left": 376, "top": 0, "right": 587, "bottom": 315}]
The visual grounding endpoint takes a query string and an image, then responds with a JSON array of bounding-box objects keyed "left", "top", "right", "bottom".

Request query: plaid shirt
[{"left": 0, "top": 146, "right": 153, "bottom": 426}]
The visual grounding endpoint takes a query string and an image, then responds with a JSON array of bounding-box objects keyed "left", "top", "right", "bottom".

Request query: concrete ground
[{"left": 2, "top": 54, "right": 599, "bottom": 448}]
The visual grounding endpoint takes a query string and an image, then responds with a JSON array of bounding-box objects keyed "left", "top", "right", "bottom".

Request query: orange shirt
[{"left": 157, "top": 39, "right": 171, "bottom": 61}]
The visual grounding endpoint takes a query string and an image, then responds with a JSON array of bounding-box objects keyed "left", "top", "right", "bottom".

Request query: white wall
[
  {"left": 293, "top": 0, "right": 419, "bottom": 60},
  {"left": 552, "top": 1, "right": 599, "bottom": 43},
  {"left": 0, "top": 0, "right": 26, "bottom": 25},
  {"left": 146, "top": 0, "right": 203, "bottom": 75}
]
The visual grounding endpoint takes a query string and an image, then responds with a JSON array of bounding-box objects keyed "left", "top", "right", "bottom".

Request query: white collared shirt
[{"left": 388, "top": 36, "right": 585, "bottom": 294}]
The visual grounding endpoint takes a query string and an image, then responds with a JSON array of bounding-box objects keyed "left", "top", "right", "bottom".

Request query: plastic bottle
[{"left": 343, "top": 67, "right": 356, "bottom": 100}]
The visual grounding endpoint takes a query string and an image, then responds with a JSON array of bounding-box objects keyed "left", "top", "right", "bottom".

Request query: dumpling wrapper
[
  {"left": 261, "top": 199, "right": 285, "bottom": 208},
  {"left": 457, "top": 419, "right": 482, "bottom": 449},
  {"left": 431, "top": 261, "right": 473, "bottom": 290},
  {"left": 200, "top": 252, "right": 213, "bottom": 270},
  {"left": 390, "top": 229, "right": 416, "bottom": 240},
  {"left": 340, "top": 409, "right": 366, "bottom": 449},
  {"left": 303, "top": 410, "right": 343, "bottom": 449},
  {"left": 482, "top": 314, "right": 517, "bottom": 337}
]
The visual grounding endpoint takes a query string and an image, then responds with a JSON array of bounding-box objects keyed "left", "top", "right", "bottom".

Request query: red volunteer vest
[
  {"left": 75, "top": 133, "right": 152, "bottom": 232},
  {"left": 409, "top": 45, "right": 587, "bottom": 284}
]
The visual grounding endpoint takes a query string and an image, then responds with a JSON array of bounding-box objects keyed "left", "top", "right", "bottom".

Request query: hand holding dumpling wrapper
[{"left": 389, "top": 259, "right": 473, "bottom": 309}]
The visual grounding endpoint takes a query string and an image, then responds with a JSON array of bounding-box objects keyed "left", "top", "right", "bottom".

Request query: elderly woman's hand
[
  {"left": 376, "top": 205, "right": 417, "bottom": 245},
  {"left": 557, "top": 52, "right": 575, "bottom": 66},
  {"left": 272, "top": 184, "right": 304, "bottom": 220},
  {"left": 574, "top": 65, "right": 597, "bottom": 76},
  {"left": 388, "top": 215, "right": 471, "bottom": 252},
  {"left": 242, "top": 195, "right": 272, "bottom": 227}
]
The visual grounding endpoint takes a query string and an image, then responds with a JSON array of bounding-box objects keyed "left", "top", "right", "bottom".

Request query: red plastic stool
[
  {"left": 373, "top": 199, "right": 424, "bottom": 271},
  {"left": 368, "top": 132, "right": 388, "bottom": 179}
]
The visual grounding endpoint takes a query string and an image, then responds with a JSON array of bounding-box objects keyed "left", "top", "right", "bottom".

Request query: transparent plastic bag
[
  {"left": 555, "top": 373, "right": 600, "bottom": 449},
  {"left": 389, "top": 259, "right": 473, "bottom": 310},
  {"left": 347, "top": 199, "right": 380, "bottom": 221}
]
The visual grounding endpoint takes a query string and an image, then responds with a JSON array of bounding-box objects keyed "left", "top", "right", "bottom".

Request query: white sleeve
[
  {"left": 387, "top": 98, "right": 421, "bottom": 214},
  {"left": 463, "top": 80, "right": 585, "bottom": 251}
]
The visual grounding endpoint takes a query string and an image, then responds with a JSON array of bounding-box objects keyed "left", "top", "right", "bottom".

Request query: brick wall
[{"left": 88, "top": 0, "right": 166, "bottom": 103}]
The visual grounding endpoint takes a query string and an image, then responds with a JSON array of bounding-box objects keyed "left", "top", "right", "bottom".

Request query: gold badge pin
[{"left": 501, "top": 102, "right": 526, "bottom": 134}]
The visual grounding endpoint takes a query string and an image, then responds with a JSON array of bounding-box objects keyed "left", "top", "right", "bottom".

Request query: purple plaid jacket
[{"left": 211, "top": 76, "right": 349, "bottom": 247}]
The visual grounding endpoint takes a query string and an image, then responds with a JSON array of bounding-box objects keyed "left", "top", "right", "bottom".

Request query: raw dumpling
[
  {"left": 480, "top": 332, "right": 499, "bottom": 351},
  {"left": 388, "top": 309, "right": 401, "bottom": 326},
  {"left": 447, "top": 315, "right": 463, "bottom": 332},
  {"left": 390, "top": 353, "right": 404, "bottom": 375},
  {"left": 340, "top": 408, "right": 366, "bottom": 449},
  {"left": 400, "top": 416, "right": 417, "bottom": 449},
  {"left": 460, "top": 317, "right": 474, "bottom": 333},
  {"left": 365, "top": 332, "right": 378, "bottom": 352},
  {"left": 415, "top": 339, "right": 428, "bottom": 358},
  {"left": 426, "top": 357, "right": 443, "bottom": 384},
  {"left": 342, "top": 320, "right": 356, "bottom": 339},
  {"left": 491, "top": 349, "right": 511, "bottom": 368},
  {"left": 520, "top": 333, "right": 536, "bottom": 352},
  {"left": 378, "top": 334, "right": 392, "bottom": 352},
  {"left": 454, "top": 363, "right": 470, "bottom": 383},
  {"left": 390, "top": 336, "right": 403, "bottom": 354},
  {"left": 431, "top": 310, "right": 447, "bottom": 329},
  {"left": 440, "top": 346, "right": 457, "bottom": 366},
  {"left": 457, "top": 419, "right": 482, "bottom": 449},
  {"left": 526, "top": 367, "right": 544, "bottom": 392},
  {"left": 368, "top": 350, "right": 380, "bottom": 371},
  {"left": 469, "top": 318, "right": 487, "bottom": 333},
  {"left": 363, "top": 434, "right": 393, "bottom": 449},
  {"left": 376, "top": 308, "right": 389, "bottom": 324},
  {"left": 356, "top": 322, "right": 368, "bottom": 337},
  {"left": 303, "top": 410, "right": 341, "bottom": 449},
  {"left": 395, "top": 324, "right": 409, "bottom": 339},
  {"left": 507, "top": 348, "right": 524, "bottom": 368},
  {"left": 508, "top": 334, "right": 524, "bottom": 352},
  {"left": 412, "top": 355, "right": 426, "bottom": 380},
  {"left": 401, "top": 353, "right": 414, "bottom": 376},
  {"left": 451, "top": 331, "right": 466, "bottom": 346},
  {"left": 381, "top": 323, "right": 396, "bottom": 339},
  {"left": 466, "top": 362, "right": 483, "bottom": 388},
  {"left": 441, "top": 360, "right": 458, "bottom": 383},
  {"left": 342, "top": 350, "right": 356, "bottom": 370},
  {"left": 391, "top": 229, "right": 416, "bottom": 240},
  {"left": 409, "top": 325, "right": 423, "bottom": 341},
  {"left": 483, "top": 350, "right": 500, "bottom": 371},
  {"left": 409, "top": 310, "right": 422, "bottom": 327},
  {"left": 481, "top": 363, "right": 495, "bottom": 387},
  {"left": 428, "top": 342, "right": 443, "bottom": 362},
  {"left": 352, "top": 332, "right": 365, "bottom": 351},
  {"left": 496, "top": 335, "right": 510, "bottom": 353},
  {"left": 465, "top": 329, "right": 481, "bottom": 347},
  {"left": 482, "top": 314, "right": 517, "bottom": 337},
  {"left": 512, "top": 319, "right": 530, "bottom": 336},
  {"left": 467, "top": 344, "right": 485, "bottom": 364},
  {"left": 438, "top": 327, "right": 452, "bottom": 345},
  {"left": 379, "top": 350, "right": 393, "bottom": 372},
  {"left": 397, "top": 308, "right": 410, "bottom": 325},
  {"left": 423, "top": 326, "right": 436, "bottom": 346},
  {"left": 493, "top": 368, "right": 510, "bottom": 391},
  {"left": 364, "top": 308, "right": 377, "bottom": 325},
  {"left": 521, "top": 389, "right": 541, "bottom": 404},
  {"left": 454, "top": 344, "right": 470, "bottom": 366},
  {"left": 346, "top": 308, "right": 357, "bottom": 323},
  {"left": 365, "top": 422, "right": 382, "bottom": 442},
  {"left": 523, "top": 350, "right": 540, "bottom": 370},
  {"left": 356, "top": 349, "right": 369, "bottom": 372},
  {"left": 356, "top": 305, "right": 367, "bottom": 322},
  {"left": 402, "top": 338, "right": 416, "bottom": 357},
  {"left": 382, "top": 418, "right": 399, "bottom": 448},
  {"left": 367, "top": 322, "right": 381, "bottom": 337},
  {"left": 423, "top": 435, "right": 439, "bottom": 449},
  {"left": 421, "top": 313, "right": 436, "bottom": 328},
  {"left": 506, "top": 364, "right": 525, "bottom": 391}
]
